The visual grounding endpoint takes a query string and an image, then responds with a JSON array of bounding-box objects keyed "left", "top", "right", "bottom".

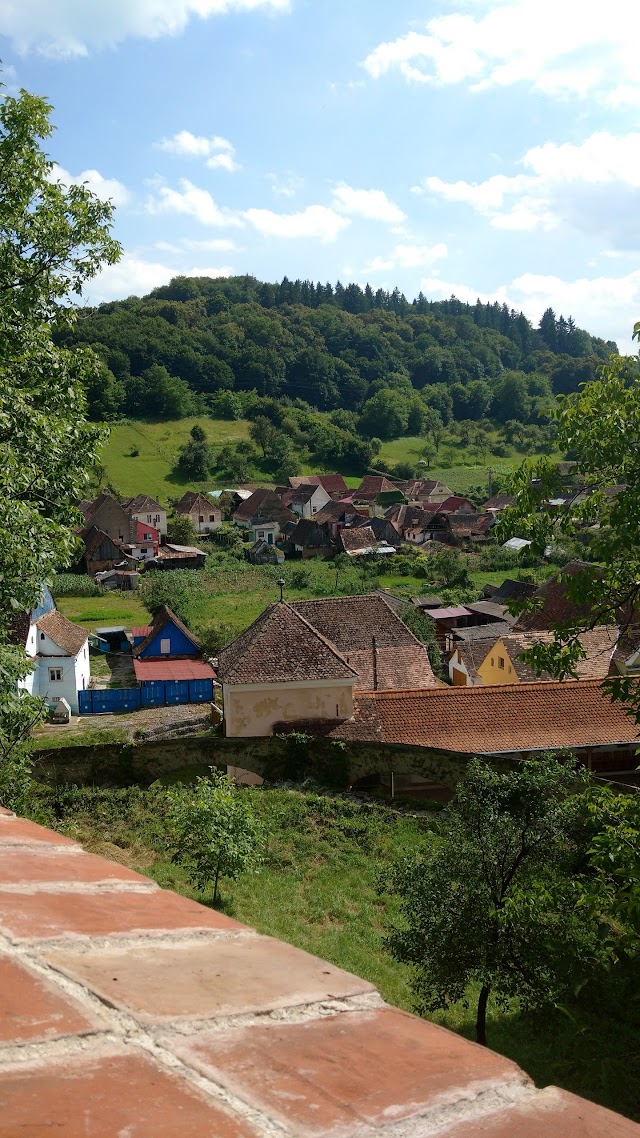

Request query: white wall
[
  {"left": 130, "top": 508, "right": 167, "bottom": 536},
  {"left": 32, "top": 627, "right": 90, "bottom": 714}
]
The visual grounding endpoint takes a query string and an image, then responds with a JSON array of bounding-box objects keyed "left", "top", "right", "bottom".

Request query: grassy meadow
[{"left": 97, "top": 417, "right": 555, "bottom": 505}]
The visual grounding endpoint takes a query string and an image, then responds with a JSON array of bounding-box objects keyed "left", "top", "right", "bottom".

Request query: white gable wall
[{"left": 29, "top": 625, "right": 90, "bottom": 713}]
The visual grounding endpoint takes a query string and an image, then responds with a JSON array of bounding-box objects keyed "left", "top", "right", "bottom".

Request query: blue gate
[{"left": 80, "top": 679, "right": 214, "bottom": 714}]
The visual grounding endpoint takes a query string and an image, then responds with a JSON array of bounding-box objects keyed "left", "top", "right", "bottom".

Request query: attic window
[
  {"left": 491, "top": 657, "right": 494, "bottom": 666},
  {"left": 498, "top": 657, "right": 505, "bottom": 669},
  {"left": 160, "top": 638, "right": 171, "bottom": 654},
  {"left": 40, "top": 632, "right": 45, "bottom": 641},
  {"left": 147, "top": 515, "right": 152, "bottom": 522}
]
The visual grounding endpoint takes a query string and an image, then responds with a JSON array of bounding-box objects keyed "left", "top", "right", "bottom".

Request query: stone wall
[{"left": 32, "top": 733, "right": 478, "bottom": 789}]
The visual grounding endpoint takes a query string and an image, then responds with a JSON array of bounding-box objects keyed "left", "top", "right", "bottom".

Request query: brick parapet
[{"left": 0, "top": 808, "right": 637, "bottom": 1137}]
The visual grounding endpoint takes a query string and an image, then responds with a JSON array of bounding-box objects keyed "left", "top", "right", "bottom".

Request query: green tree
[
  {"left": 167, "top": 515, "right": 197, "bottom": 545},
  {"left": 189, "top": 423, "right": 207, "bottom": 442},
  {"left": 170, "top": 770, "right": 263, "bottom": 904},
  {"left": 249, "top": 415, "right": 279, "bottom": 457},
  {"left": 385, "top": 757, "right": 597, "bottom": 1045},
  {"left": 500, "top": 330, "right": 640, "bottom": 714},
  {"left": 177, "top": 438, "right": 213, "bottom": 480},
  {"left": 359, "top": 389, "right": 410, "bottom": 440},
  {"left": 138, "top": 570, "right": 197, "bottom": 622},
  {"left": 0, "top": 81, "right": 120, "bottom": 803}
]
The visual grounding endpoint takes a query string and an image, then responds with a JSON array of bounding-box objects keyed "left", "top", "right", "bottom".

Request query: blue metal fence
[{"left": 79, "top": 679, "right": 213, "bottom": 715}]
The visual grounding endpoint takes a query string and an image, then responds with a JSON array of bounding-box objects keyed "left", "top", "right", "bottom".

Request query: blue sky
[{"left": 2, "top": 0, "right": 639, "bottom": 350}]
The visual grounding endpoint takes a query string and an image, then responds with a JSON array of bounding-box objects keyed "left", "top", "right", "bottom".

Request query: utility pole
[{"left": 487, "top": 467, "right": 494, "bottom": 499}]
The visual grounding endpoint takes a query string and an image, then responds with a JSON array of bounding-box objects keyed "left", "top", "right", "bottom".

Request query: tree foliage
[
  {"left": 169, "top": 769, "right": 263, "bottom": 904},
  {"left": 0, "top": 80, "right": 120, "bottom": 801},
  {"left": 385, "top": 756, "right": 599, "bottom": 1045}
]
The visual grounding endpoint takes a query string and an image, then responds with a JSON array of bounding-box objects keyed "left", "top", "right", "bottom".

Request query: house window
[
  {"left": 160, "top": 638, "right": 171, "bottom": 654},
  {"left": 209, "top": 515, "right": 216, "bottom": 521},
  {"left": 143, "top": 532, "right": 152, "bottom": 540},
  {"left": 40, "top": 632, "right": 45, "bottom": 641},
  {"left": 147, "top": 515, "right": 152, "bottom": 523},
  {"left": 267, "top": 532, "right": 273, "bottom": 545},
  {"left": 198, "top": 515, "right": 204, "bottom": 522},
  {"left": 491, "top": 658, "right": 494, "bottom": 667},
  {"left": 312, "top": 506, "right": 317, "bottom": 513},
  {"left": 49, "top": 667, "right": 63, "bottom": 682},
  {"left": 498, "top": 657, "right": 505, "bottom": 669}
]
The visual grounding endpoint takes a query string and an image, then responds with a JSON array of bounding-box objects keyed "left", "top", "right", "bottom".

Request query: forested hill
[{"left": 65, "top": 274, "right": 616, "bottom": 431}]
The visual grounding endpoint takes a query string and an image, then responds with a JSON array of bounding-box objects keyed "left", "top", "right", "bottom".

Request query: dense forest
[{"left": 62, "top": 275, "right": 616, "bottom": 478}]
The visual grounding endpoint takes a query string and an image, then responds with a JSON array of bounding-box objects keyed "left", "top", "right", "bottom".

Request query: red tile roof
[
  {"left": 217, "top": 602, "right": 359, "bottom": 684},
  {"left": 514, "top": 562, "right": 599, "bottom": 631},
  {"left": 354, "top": 475, "right": 398, "bottom": 501},
  {"left": 133, "top": 659, "right": 215, "bottom": 681},
  {"left": 0, "top": 810, "right": 636, "bottom": 1136},
  {"left": 289, "top": 474, "right": 348, "bottom": 494},
  {"left": 332, "top": 680, "right": 639, "bottom": 753}
]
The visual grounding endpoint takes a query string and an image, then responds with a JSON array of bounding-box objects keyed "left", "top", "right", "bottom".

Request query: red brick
[
  {"left": 442, "top": 1086, "right": 640, "bottom": 1137},
  {"left": 0, "top": 1049, "right": 257, "bottom": 1138},
  {"left": 0, "top": 847, "right": 153, "bottom": 887},
  {"left": 0, "top": 952, "right": 99, "bottom": 1043},
  {"left": 44, "top": 934, "right": 374, "bottom": 1022},
  {"left": 0, "top": 888, "right": 248, "bottom": 941},
  {"left": 0, "top": 817, "right": 78, "bottom": 846},
  {"left": 171, "top": 1006, "right": 527, "bottom": 1136}
]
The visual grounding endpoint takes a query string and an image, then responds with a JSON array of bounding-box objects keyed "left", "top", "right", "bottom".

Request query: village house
[
  {"left": 448, "top": 626, "right": 619, "bottom": 688},
  {"left": 145, "top": 543, "right": 207, "bottom": 570},
  {"left": 121, "top": 520, "right": 159, "bottom": 562},
  {"left": 338, "top": 525, "right": 396, "bottom": 558},
  {"left": 482, "top": 491, "right": 515, "bottom": 516},
  {"left": 352, "top": 515, "right": 402, "bottom": 547},
  {"left": 287, "top": 517, "right": 336, "bottom": 558},
  {"left": 288, "top": 473, "right": 349, "bottom": 498},
  {"left": 130, "top": 605, "right": 215, "bottom": 690},
  {"left": 232, "top": 489, "right": 295, "bottom": 540},
  {"left": 174, "top": 492, "right": 222, "bottom": 534},
  {"left": 11, "top": 587, "right": 89, "bottom": 714},
  {"left": 217, "top": 594, "right": 437, "bottom": 736},
  {"left": 80, "top": 493, "right": 135, "bottom": 545},
  {"left": 79, "top": 527, "right": 137, "bottom": 577},
  {"left": 121, "top": 494, "right": 167, "bottom": 536},
  {"left": 394, "top": 478, "right": 454, "bottom": 504},
  {"left": 352, "top": 475, "right": 402, "bottom": 515},
  {"left": 385, "top": 503, "right": 434, "bottom": 544},
  {"left": 276, "top": 483, "right": 331, "bottom": 519},
  {"left": 311, "top": 500, "right": 368, "bottom": 540}
]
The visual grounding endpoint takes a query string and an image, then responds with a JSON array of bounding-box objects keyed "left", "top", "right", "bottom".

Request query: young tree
[
  {"left": 249, "top": 415, "right": 278, "bottom": 457},
  {"left": 170, "top": 770, "right": 263, "bottom": 904},
  {"left": 385, "top": 757, "right": 598, "bottom": 1045},
  {"left": 0, "top": 80, "right": 120, "bottom": 803},
  {"left": 177, "top": 438, "right": 213, "bottom": 480},
  {"left": 190, "top": 423, "right": 207, "bottom": 442},
  {"left": 167, "top": 514, "right": 197, "bottom": 545}
]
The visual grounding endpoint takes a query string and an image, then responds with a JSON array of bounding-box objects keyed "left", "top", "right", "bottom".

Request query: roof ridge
[{"left": 358, "top": 678, "right": 608, "bottom": 699}]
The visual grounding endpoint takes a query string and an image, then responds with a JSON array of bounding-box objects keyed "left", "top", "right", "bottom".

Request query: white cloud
[
  {"left": 331, "top": 184, "right": 406, "bottom": 224},
  {"left": 361, "top": 1, "right": 640, "bottom": 103},
  {"left": 4, "top": 0, "right": 290, "bottom": 58},
  {"left": 243, "top": 204, "right": 349, "bottom": 242},
  {"left": 362, "top": 242, "right": 448, "bottom": 274},
  {"left": 158, "top": 131, "right": 240, "bottom": 172},
  {"left": 267, "top": 172, "right": 304, "bottom": 198},
  {"left": 50, "top": 164, "right": 130, "bottom": 207},
  {"left": 155, "top": 237, "right": 239, "bottom": 252},
  {"left": 420, "top": 268, "right": 640, "bottom": 353},
  {"left": 86, "top": 253, "right": 233, "bottom": 303},
  {"left": 146, "top": 178, "right": 243, "bottom": 227},
  {"left": 421, "top": 131, "right": 640, "bottom": 244}
]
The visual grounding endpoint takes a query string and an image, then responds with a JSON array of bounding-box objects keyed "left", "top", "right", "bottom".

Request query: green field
[
  {"left": 57, "top": 592, "right": 152, "bottom": 632},
  {"left": 100, "top": 418, "right": 252, "bottom": 501},
  {"left": 98, "top": 418, "right": 545, "bottom": 505}
]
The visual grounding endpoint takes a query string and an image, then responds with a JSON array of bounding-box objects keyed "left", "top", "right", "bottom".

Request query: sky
[{"left": 1, "top": 0, "right": 639, "bottom": 351}]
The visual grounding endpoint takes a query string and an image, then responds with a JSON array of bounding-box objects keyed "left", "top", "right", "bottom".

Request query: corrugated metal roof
[{"left": 427, "top": 606, "right": 473, "bottom": 620}]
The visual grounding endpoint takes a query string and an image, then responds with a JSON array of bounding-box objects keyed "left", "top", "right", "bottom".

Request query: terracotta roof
[
  {"left": 132, "top": 606, "right": 201, "bottom": 659},
  {"left": 288, "top": 474, "right": 348, "bottom": 494},
  {"left": 514, "top": 562, "right": 600, "bottom": 631},
  {"left": 175, "top": 492, "right": 217, "bottom": 516},
  {"left": 447, "top": 512, "right": 492, "bottom": 537},
  {"left": 501, "top": 626, "right": 619, "bottom": 682},
  {"left": 0, "top": 811, "right": 632, "bottom": 1137},
  {"left": 332, "top": 680, "right": 639, "bottom": 753},
  {"left": 291, "top": 595, "right": 437, "bottom": 691},
  {"left": 121, "top": 494, "right": 164, "bottom": 514},
  {"left": 35, "top": 610, "right": 88, "bottom": 656},
  {"left": 217, "top": 602, "right": 359, "bottom": 685},
  {"left": 354, "top": 475, "right": 398, "bottom": 501},
  {"left": 133, "top": 659, "right": 215, "bottom": 681},
  {"left": 233, "top": 489, "right": 284, "bottom": 523},
  {"left": 130, "top": 625, "right": 153, "bottom": 638},
  {"left": 284, "top": 484, "right": 321, "bottom": 505},
  {"left": 385, "top": 503, "right": 433, "bottom": 531}
]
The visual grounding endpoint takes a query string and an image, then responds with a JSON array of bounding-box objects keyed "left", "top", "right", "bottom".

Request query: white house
[
  {"left": 285, "top": 483, "right": 331, "bottom": 519},
  {"left": 16, "top": 590, "right": 90, "bottom": 714},
  {"left": 121, "top": 494, "right": 167, "bottom": 536}
]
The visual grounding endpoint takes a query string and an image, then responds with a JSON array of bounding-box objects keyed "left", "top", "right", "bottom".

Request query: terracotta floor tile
[
  {"left": 0, "top": 817, "right": 78, "bottom": 846},
  {"left": 172, "top": 1006, "right": 526, "bottom": 1137},
  {"left": 44, "top": 934, "right": 374, "bottom": 1022},
  {"left": 0, "top": 953, "right": 99, "bottom": 1043},
  {"left": 0, "top": 847, "right": 153, "bottom": 886},
  {"left": 0, "top": 887, "right": 247, "bottom": 941},
  {"left": 442, "top": 1086, "right": 640, "bottom": 1137},
  {"left": 0, "top": 1049, "right": 257, "bottom": 1138}
]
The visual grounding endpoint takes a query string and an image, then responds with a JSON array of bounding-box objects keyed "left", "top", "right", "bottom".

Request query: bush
[{"left": 51, "top": 574, "right": 105, "bottom": 598}]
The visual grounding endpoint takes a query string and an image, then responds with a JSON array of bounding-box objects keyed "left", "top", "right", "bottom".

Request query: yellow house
[{"left": 449, "top": 627, "right": 619, "bottom": 687}]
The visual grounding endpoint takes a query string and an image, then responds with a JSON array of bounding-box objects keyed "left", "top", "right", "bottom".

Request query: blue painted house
[{"left": 131, "top": 606, "right": 215, "bottom": 693}]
